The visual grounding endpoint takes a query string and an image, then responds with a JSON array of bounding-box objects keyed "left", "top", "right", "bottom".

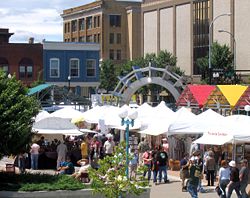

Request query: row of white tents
[{"left": 32, "top": 101, "right": 250, "bottom": 146}]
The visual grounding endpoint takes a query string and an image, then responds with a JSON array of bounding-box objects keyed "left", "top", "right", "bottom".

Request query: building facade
[
  {"left": 0, "top": 28, "right": 43, "bottom": 86},
  {"left": 142, "top": 0, "right": 250, "bottom": 80},
  {"left": 61, "top": 0, "right": 141, "bottom": 63},
  {"left": 43, "top": 41, "right": 100, "bottom": 97}
]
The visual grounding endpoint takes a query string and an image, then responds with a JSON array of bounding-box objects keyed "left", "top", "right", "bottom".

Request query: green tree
[
  {"left": 99, "top": 60, "right": 118, "bottom": 93},
  {"left": 0, "top": 71, "right": 40, "bottom": 158},
  {"left": 197, "top": 42, "right": 236, "bottom": 84},
  {"left": 89, "top": 142, "right": 148, "bottom": 198}
]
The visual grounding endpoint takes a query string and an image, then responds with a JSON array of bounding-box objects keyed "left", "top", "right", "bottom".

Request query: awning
[
  {"left": 193, "top": 131, "right": 233, "bottom": 145},
  {"left": 234, "top": 86, "right": 250, "bottom": 110},
  {"left": 28, "top": 84, "right": 53, "bottom": 96},
  {"left": 176, "top": 85, "right": 215, "bottom": 108}
]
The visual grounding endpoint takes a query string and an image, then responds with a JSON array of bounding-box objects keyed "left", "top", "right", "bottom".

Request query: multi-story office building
[
  {"left": 142, "top": 0, "right": 250, "bottom": 80},
  {"left": 61, "top": 0, "right": 141, "bottom": 63},
  {"left": 0, "top": 28, "right": 43, "bottom": 86}
]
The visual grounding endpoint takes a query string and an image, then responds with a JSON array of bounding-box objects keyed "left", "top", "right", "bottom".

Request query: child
[{"left": 129, "top": 148, "right": 138, "bottom": 180}]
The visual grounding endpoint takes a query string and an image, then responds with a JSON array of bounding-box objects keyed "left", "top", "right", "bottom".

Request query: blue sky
[{"left": 0, "top": 0, "right": 94, "bottom": 43}]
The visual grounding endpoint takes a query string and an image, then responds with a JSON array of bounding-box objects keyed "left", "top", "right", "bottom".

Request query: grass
[{"left": 0, "top": 172, "right": 85, "bottom": 191}]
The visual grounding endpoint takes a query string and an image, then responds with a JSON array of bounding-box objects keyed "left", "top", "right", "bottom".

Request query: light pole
[
  {"left": 244, "top": 105, "right": 250, "bottom": 116},
  {"left": 119, "top": 109, "right": 138, "bottom": 179},
  {"left": 208, "top": 13, "right": 231, "bottom": 84},
  {"left": 67, "top": 75, "right": 71, "bottom": 93},
  {"left": 218, "top": 29, "right": 236, "bottom": 71}
]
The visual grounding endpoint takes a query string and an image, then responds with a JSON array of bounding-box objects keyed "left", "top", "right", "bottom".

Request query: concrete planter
[{"left": 0, "top": 188, "right": 150, "bottom": 198}]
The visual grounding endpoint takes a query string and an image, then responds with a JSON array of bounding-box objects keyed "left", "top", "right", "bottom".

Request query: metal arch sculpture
[{"left": 112, "top": 64, "right": 189, "bottom": 104}]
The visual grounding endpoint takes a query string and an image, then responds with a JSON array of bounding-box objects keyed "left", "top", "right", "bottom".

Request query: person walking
[
  {"left": 205, "top": 150, "right": 216, "bottom": 186},
  {"left": 152, "top": 146, "right": 159, "bottom": 185},
  {"left": 138, "top": 137, "right": 150, "bottom": 165},
  {"left": 103, "top": 135, "right": 115, "bottom": 157},
  {"left": 187, "top": 156, "right": 201, "bottom": 198},
  {"left": 218, "top": 160, "right": 231, "bottom": 198},
  {"left": 142, "top": 148, "right": 152, "bottom": 181},
  {"left": 30, "top": 141, "right": 40, "bottom": 170},
  {"left": 227, "top": 160, "right": 242, "bottom": 198},
  {"left": 80, "top": 137, "right": 88, "bottom": 159},
  {"left": 56, "top": 141, "right": 68, "bottom": 170},
  {"left": 156, "top": 145, "right": 169, "bottom": 184},
  {"left": 239, "top": 159, "right": 249, "bottom": 198},
  {"left": 180, "top": 153, "right": 189, "bottom": 191}
]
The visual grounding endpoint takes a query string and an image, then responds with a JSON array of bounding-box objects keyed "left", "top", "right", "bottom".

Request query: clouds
[{"left": 0, "top": 0, "right": 91, "bottom": 43}]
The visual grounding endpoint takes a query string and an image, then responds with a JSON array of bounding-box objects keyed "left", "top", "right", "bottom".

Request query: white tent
[
  {"left": 35, "top": 110, "right": 52, "bottom": 122},
  {"left": 193, "top": 131, "right": 234, "bottom": 145},
  {"left": 50, "top": 107, "right": 83, "bottom": 120},
  {"left": 33, "top": 117, "right": 82, "bottom": 135}
]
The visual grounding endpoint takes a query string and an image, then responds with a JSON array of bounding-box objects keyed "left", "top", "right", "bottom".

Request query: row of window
[
  {"left": 64, "top": 15, "right": 101, "bottom": 33},
  {"left": 109, "top": 49, "right": 121, "bottom": 60},
  {"left": 0, "top": 65, "right": 33, "bottom": 79},
  {"left": 50, "top": 58, "right": 96, "bottom": 78},
  {"left": 109, "top": 33, "right": 121, "bottom": 44},
  {"left": 65, "top": 33, "right": 101, "bottom": 43},
  {"left": 64, "top": 14, "right": 121, "bottom": 34}
]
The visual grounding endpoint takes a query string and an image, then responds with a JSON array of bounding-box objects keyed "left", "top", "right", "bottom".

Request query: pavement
[{"left": 0, "top": 157, "right": 247, "bottom": 197}]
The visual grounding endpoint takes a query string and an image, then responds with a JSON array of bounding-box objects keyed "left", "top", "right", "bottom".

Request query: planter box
[{"left": 0, "top": 188, "right": 150, "bottom": 198}]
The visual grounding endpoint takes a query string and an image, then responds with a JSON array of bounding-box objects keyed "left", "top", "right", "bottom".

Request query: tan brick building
[
  {"left": 142, "top": 0, "right": 250, "bottom": 79},
  {"left": 61, "top": 0, "right": 141, "bottom": 63}
]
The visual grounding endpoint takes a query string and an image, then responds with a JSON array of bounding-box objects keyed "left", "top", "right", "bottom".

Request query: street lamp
[
  {"left": 244, "top": 105, "right": 250, "bottom": 116},
  {"left": 218, "top": 29, "right": 236, "bottom": 71},
  {"left": 67, "top": 75, "right": 71, "bottom": 92},
  {"left": 119, "top": 109, "right": 138, "bottom": 179},
  {"left": 208, "top": 13, "right": 231, "bottom": 84}
]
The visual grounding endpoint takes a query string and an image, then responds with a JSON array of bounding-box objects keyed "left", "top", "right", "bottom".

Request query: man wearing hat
[
  {"left": 227, "top": 160, "right": 241, "bottom": 198},
  {"left": 239, "top": 159, "right": 249, "bottom": 198}
]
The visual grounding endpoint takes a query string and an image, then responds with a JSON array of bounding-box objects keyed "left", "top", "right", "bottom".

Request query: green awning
[{"left": 28, "top": 84, "right": 53, "bottom": 96}]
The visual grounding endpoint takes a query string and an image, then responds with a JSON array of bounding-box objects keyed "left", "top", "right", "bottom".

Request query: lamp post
[
  {"left": 244, "top": 105, "right": 250, "bottom": 116},
  {"left": 119, "top": 109, "right": 138, "bottom": 179},
  {"left": 67, "top": 75, "right": 71, "bottom": 93},
  {"left": 208, "top": 13, "right": 231, "bottom": 84},
  {"left": 218, "top": 29, "right": 236, "bottom": 71}
]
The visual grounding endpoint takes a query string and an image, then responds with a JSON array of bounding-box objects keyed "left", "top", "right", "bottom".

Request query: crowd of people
[{"left": 179, "top": 148, "right": 249, "bottom": 198}]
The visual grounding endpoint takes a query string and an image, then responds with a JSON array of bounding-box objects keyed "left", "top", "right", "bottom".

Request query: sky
[{"left": 0, "top": 0, "right": 95, "bottom": 43}]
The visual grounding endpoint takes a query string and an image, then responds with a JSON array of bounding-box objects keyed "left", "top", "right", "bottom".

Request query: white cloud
[{"left": 0, "top": 0, "right": 92, "bottom": 43}]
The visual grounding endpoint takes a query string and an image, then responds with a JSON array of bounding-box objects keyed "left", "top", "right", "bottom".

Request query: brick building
[
  {"left": 61, "top": 0, "right": 141, "bottom": 63},
  {"left": 0, "top": 28, "right": 43, "bottom": 86}
]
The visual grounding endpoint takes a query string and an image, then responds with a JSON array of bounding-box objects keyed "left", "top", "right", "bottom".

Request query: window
[
  {"left": 109, "top": 33, "right": 114, "bottom": 44},
  {"left": 117, "top": 50, "right": 121, "bottom": 60},
  {"left": 109, "top": 49, "right": 114, "bottom": 60},
  {"left": 0, "top": 58, "right": 9, "bottom": 73},
  {"left": 19, "top": 58, "right": 33, "bottom": 79},
  {"left": 97, "top": 33, "right": 100, "bottom": 43},
  {"left": 109, "top": 15, "right": 121, "bottom": 27},
  {"left": 72, "top": 38, "right": 77, "bottom": 42},
  {"left": 86, "top": 59, "right": 96, "bottom": 77},
  {"left": 79, "top": 18, "right": 85, "bottom": 31},
  {"left": 94, "top": 34, "right": 97, "bottom": 43},
  {"left": 70, "top": 58, "right": 79, "bottom": 77},
  {"left": 19, "top": 66, "right": 26, "bottom": 78},
  {"left": 50, "top": 58, "right": 60, "bottom": 78},
  {"left": 79, "top": 36, "right": 85, "bottom": 42},
  {"left": 67, "top": 22, "right": 70, "bottom": 33},
  {"left": 86, "top": 35, "right": 93, "bottom": 42},
  {"left": 94, "top": 16, "right": 97, "bottom": 28},
  {"left": 117, "top": 33, "right": 121, "bottom": 44},
  {"left": 193, "top": 0, "right": 210, "bottom": 75},
  {"left": 64, "top": 23, "right": 67, "bottom": 33},
  {"left": 87, "top": 17, "right": 92, "bottom": 29},
  {"left": 71, "top": 20, "right": 77, "bottom": 32},
  {"left": 97, "top": 16, "right": 100, "bottom": 27},
  {"left": 0, "top": 65, "right": 8, "bottom": 73}
]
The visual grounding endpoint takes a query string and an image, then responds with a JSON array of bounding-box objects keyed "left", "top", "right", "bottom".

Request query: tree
[
  {"left": 0, "top": 71, "right": 40, "bottom": 158},
  {"left": 89, "top": 142, "right": 148, "bottom": 198},
  {"left": 99, "top": 60, "right": 118, "bottom": 93},
  {"left": 197, "top": 42, "right": 238, "bottom": 84}
]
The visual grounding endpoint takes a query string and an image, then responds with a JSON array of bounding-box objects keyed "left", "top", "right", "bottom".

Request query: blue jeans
[
  {"left": 31, "top": 154, "right": 39, "bottom": 170},
  {"left": 143, "top": 164, "right": 151, "bottom": 181},
  {"left": 187, "top": 183, "right": 198, "bottom": 198},
  {"left": 153, "top": 170, "right": 158, "bottom": 183},
  {"left": 158, "top": 165, "right": 168, "bottom": 183},
  {"left": 240, "top": 182, "right": 248, "bottom": 198}
]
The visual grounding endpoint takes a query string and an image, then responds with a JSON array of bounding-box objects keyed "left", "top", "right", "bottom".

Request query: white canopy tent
[
  {"left": 50, "top": 106, "right": 84, "bottom": 120},
  {"left": 33, "top": 117, "right": 83, "bottom": 136}
]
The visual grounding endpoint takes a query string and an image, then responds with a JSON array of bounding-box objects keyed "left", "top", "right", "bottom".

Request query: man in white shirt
[
  {"left": 103, "top": 136, "right": 115, "bottom": 157},
  {"left": 56, "top": 141, "right": 68, "bottom": 169}
]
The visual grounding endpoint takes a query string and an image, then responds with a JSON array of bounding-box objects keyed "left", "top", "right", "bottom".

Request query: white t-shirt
[
  {"left": 79, "top": 164, "right": 91, "bottom": 173},
  {"left": 219, "top": 167, "right": 231, "bottom": 180},
  {"left": 104, "top": 140, "right": 115, "bottom": 154},
  {"left": 30, "top": 143, "right": 40, "bottom": 154}
]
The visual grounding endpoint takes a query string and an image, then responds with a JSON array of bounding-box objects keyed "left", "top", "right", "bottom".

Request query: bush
[{"left": 0, "top": 172, "right": 85, "bottom": 191}]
